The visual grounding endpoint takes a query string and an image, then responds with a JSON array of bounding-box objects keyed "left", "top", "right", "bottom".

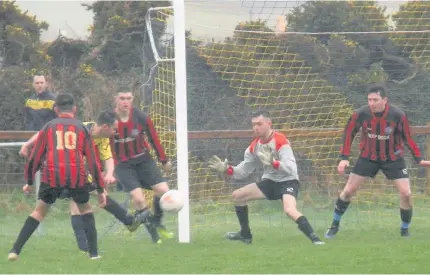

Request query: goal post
[
  {"left": 145, "top": 1, "right": 190, "bottom": 243},
  {"left": 173, "top": 0, "right": 190, "bottom": 244}
]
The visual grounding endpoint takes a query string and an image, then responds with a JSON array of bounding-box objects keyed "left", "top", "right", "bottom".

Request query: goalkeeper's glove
[
  {"left": 256, "top": 144, "right": 279, "bottom": 168},
  {"left": 208, "top": 155, "right": 229, "bottom": 174}
]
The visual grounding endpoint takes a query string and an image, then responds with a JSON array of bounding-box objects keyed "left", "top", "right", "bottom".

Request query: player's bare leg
[
  {"left": 226, "top": 183, "right": 266, "bottom": 244},
  {"left": 282, "top": 194, "right": 324, "bottom": 245},
  {"left": 129, "top": 188, "right": 161, "bottom": 243},
  {"left": 152, "top": 182, "right": 174, "bottom": 239},
  {"left": 8, "top": 201, "right": 50, "bottom": 261},
  {"left": 394, "top": 178, "right": 413, "bottom": 237},
  {"left": 325, "top": 173, "right": 366, "bottom": 239},
  {"left": 76, "top": 202, "right": 101, "bottom": 259}
]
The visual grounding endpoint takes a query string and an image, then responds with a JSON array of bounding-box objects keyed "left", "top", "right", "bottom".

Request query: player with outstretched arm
[
  {"left": 8, "top": 94, "right": 107, "bottom": 261},
  {"left": 325, "top": 84, "right": 430, "bottom": 239},
  {"left": 208, "top": 110, "right": 324, "bottom": 245}
]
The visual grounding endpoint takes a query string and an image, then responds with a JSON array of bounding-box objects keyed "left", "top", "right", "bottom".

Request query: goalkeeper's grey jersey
[{"left": 230, "top": 131, "right": 299, "bottom": 182}]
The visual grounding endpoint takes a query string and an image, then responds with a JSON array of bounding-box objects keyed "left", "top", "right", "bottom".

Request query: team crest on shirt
[{"left": 385, "top": 127, "right": 392, "bottom": 134}]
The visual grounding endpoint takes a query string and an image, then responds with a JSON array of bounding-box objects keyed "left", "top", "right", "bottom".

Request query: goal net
[{"left": 146, "top": 0, "right": 430, "bottom": 235}]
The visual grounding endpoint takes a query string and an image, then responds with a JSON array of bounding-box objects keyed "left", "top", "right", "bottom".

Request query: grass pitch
[{"left": 1, "top": 190, "right": 430, "bottom": 273}]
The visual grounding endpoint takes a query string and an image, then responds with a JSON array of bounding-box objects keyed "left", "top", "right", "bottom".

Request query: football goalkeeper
[{"left": 208, "top": 110, "right": 324, "bottom": 245}]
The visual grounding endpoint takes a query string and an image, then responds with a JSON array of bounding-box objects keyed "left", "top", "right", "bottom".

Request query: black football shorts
[
  {"left": 38, "top": 184, "right": 90, "bottom": 205},
  {"left": 352, "top": 157, "right": 408, "bottom": 180},
  {"left": 115, "top": 155, "right": 166, "bottom": 192},
  {"left": 256, "top": 179, "right": 299, "bottom": 200}
]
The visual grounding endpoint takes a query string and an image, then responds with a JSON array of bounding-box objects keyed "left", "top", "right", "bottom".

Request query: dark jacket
[{"left": 24, "top": 91, "right": 56, "bottom": 131}]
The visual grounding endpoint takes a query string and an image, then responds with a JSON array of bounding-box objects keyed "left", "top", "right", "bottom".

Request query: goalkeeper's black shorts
[{"left": 256, "top": 179, "right": 299, "bottom": 200}]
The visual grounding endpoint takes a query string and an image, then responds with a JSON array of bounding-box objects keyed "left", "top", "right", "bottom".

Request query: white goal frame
[{"left": 146, "top": 0, "right": 190, "bottom": 243}]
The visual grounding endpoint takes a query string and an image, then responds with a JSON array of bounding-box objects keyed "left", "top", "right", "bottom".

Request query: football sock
[
  {"left": 296, "top": 216, "right": 319, "bottom": 241},
  {"left": 333, "top": 197, "right": 350, "bottom": 225},
  {"left": 71, "top": 215, "right": 88, "bottom": 251},
  {"left": 81, "top": 213, "right": 98, "bottom": 257},
  {"left": 12, "top": 216, "right": 40, "bottom": 254},
  {"left": 116, "top": 182, "right": 124, "bottom": 192},
  {"left": 235, "top": 205, "right": 251, "bottom": 237},
  {"left": 134, "top": 208, "right": 153, "bottom": 224},
  {"left": 103, "top": 196, "right": 133, "bottom": 226},
  {"left": 135, "top": 208, "right": 160, "bottom": 241},
  {"left": 400, "top": 207, "right": 412, "bottom": 229},
  {"left": 152, "top": 196, "right": 163, "bottom": 225}
]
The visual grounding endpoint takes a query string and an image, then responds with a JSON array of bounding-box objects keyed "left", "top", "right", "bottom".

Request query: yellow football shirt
[{"left": 83, "top": 122, "right": 112, "bottom": 161}]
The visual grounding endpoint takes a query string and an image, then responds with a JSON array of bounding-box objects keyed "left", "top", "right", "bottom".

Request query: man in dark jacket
[{"left": 24, "top": 73, "right": 56, "bottom": 131}]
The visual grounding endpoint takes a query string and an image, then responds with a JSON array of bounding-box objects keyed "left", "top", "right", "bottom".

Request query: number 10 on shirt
[{"left": 55, "top": 130, "right": 77, "bottom": 150}]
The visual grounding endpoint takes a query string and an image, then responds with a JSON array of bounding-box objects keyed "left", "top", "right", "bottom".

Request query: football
[{"left": 159, "top": 189, "right": 184, "bottom": 212}]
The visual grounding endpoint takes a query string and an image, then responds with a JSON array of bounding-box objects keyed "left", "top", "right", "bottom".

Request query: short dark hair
[
  {"left": 367, "top": 83, "right": 388, "bottom": 98},
  {"left": 251, "top": 110, "right": 271, "bottom": 119},
  {"left": 117, "top": 85, "right": 133, "bottom": 94},
  {"left": 33, "top": 72, "right": 47, "bottom": 81},
  {"left": 55, "top": 93, "right": 75, "bottom": 112},
  {"left": 96, "top": 109, "right": 117, "bottom": 126}
]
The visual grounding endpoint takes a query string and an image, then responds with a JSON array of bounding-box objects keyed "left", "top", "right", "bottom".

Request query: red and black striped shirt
[
  {"left": 110, "top": 107, "right": 167, "bottom": 164},
  {"left": 25, "top": 114, "right": 105, "bottom": 192},
  {"left": 340, "top": 104, "right": 422, "bottom": 163}
]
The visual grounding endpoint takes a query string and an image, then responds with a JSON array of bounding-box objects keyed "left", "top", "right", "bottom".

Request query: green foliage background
[{"left": 1, "top": 0, "right": 430, "bottom": 203}]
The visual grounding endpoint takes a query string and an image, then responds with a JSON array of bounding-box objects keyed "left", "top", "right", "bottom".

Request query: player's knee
[
  {"left": 152, "top": 182, "right": 169, "bottom": 197},
  {"left": 282, "top": 195, "right": 300, "bottom": 218},
  {"left": 130, "top": 188, "right": 147, "bottom": 208},
  {"left": 399, "top": 189, "right": 412, "bottom": 200},
  {"left": 131, "top": 195, "right": 145, "bottom": 205},
  {"left": 341, "top": 191, "right": 352, "bottom": 200},
  {"left": 341, "top": 186, "right": 356, "bottom": 200},
  {"left": 130, "top": 188, "right": 143, "bottom": 200},
  {"left": 283, "top": 205, "right": 299, "bottom": 217},
  {"left": 231, "top": 190, "right": 245, "bottom": 203},
  {"left": 342, "top": 174, "right": 364, "bottom": 199},
  {"left": 30, "top": 210, "right": 45, "bottom": 222}
]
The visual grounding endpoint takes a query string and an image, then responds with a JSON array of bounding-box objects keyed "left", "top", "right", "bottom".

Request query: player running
[
  {"left": 208, "top": 110, "right": 324, "bottom": 245},
  {"left": 325, "top": 84, "right": 430, "bottom": 239},
  {"left": 19, "top": 109, "right": 149, "bottom": 253},
  {"left": 8, "top": 94, "right": 107, "bottom": 261},
  {"left": 111, "top": 86, "right": 173, "bottom": 243}
]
